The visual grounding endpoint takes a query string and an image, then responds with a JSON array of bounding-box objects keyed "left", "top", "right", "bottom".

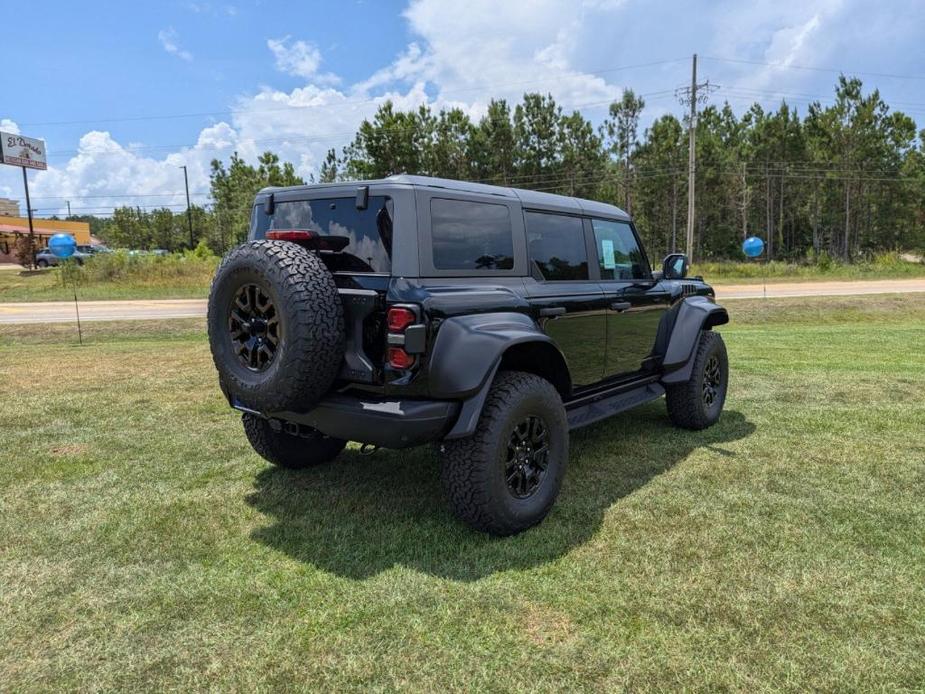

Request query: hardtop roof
[{"left": 257, "top": 174, "right": 631, "bottom": 221}]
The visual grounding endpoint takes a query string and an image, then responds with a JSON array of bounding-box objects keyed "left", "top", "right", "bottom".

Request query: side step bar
[{"left": 565, "top": 382, "right": 665, "bottom": 430}]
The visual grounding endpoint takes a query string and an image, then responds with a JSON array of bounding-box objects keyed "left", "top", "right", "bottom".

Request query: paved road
[
  {"left": 715, "top": 278, "right": 925, "bottom": 299},
  {"left": 1, "top": 279, "right": 924, "bottom": 324},
  {"left": 0, "top": 299, "right": 207, "bottom": 324}
]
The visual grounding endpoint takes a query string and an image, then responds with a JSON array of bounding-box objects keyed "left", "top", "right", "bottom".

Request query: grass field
[
  {"left": 693, "top": 255, "right": 925, "bottom": 284},
  {"left": 0, "top": 260, "right": 215, "bottom": 302},
  {"left": 2, "top": 295, "right": 924, "bottom": 690}
]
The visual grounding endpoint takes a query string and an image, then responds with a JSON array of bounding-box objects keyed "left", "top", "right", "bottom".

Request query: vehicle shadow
[{"left": 245, "top": 405, "right": 755, "bottom": 581}]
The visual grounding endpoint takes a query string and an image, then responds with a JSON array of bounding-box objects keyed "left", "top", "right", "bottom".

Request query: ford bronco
[{"left": 207, "top": 175, "right": 729, "bottom": 535}]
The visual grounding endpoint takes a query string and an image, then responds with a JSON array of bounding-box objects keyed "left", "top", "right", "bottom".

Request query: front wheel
[
  {"left": 36, "top": 259, "right": 48, "bottom": 268},
  {"left": 665, "top": 330, "right": 728, "bottom": 430},
  {"left": 242, "top": 413, "right": 346, "bottom": 469},
  {"left": 440, "top": 371, "right": 568, "bottom": 536}
]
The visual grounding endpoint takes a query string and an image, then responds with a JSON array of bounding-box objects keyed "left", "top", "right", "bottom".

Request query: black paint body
[{"left": 238, "top": 175, "right": 728, "bottom": 448}]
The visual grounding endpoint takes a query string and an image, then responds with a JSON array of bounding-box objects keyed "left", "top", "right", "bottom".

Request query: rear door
[
  {"left": 590, "top": 218, "right": 670, "bottom": 377},
  {"left": 523, "top": 211, "right": 607, "bottom": 389}
]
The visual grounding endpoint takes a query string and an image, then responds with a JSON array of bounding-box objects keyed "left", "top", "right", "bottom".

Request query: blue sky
[{"left": 3, "top": 0, "right": 925, "bottom": 216}]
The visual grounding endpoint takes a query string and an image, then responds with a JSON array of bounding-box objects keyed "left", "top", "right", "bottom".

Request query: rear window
[
  {"left": 431, "top": 198, "right": 514, "bottom": 271},
  {"left": 251, "top": 196, "right": 393, "bottom": 273}
]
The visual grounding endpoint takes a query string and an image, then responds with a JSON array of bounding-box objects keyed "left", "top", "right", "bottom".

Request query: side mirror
[{"left": 662, "top": 253, "right": 689, "bottom": 280}]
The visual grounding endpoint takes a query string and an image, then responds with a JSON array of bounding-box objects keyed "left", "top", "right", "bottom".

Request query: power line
[
  {"left": 701, "top": 55, "right": 925, "bottom": 82},
  {"left": 25, "top": 192, "right": 211, "bottom": 201},
  {"left": 40, "top": 89, "right": 683, "bottom": 161},
  {"left": 19, "top": 58, "right": 690, "bottom": 128}
]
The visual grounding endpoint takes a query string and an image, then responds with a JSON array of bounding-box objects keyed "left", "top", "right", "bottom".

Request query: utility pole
[
  {"left": 22, "top": 167, "right": 36, "bottom": 269},
  {"left": 180, "top": 165, "right": 194, "bottom": 249},
  {"left": 676, "top": 54, "right": 716, "bottom": 261},
  {"left": 66, "top": 200, "right": 71, "bottom": 217},
  {"left": 686, "top": 55, "right": 697, "bottom": 261}
]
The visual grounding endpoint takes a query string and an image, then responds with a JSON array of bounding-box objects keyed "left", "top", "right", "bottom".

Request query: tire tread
[
  {"left": 665, "top": 330, "right": 727, "bottom": 430},
  {"left": 440, "top": 371, "right": 567, "bottom": 535},
  {"left": 207, "top": 240, "right": 344, "bottom": 412}
]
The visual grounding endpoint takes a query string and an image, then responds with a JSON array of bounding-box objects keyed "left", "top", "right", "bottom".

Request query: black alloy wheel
[
  {"left": 665, "top": 330, "right": 728, "bottom": 431},
  {"left": 702, "top": 354, "right": 722, "bottom": 408},
  {"left": 505, "top": 415, "right": 550, "bottom": 499},
  {"left": 440, "top": 371, "right": 569, "bottom": 536},
  {"left": 229, "top": 283, "right": 280, "bottom": 372}
]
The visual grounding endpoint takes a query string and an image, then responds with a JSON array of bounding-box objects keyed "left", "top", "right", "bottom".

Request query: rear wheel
[
  {"left": 242, "top": 413, "right": 346, "bottom": 469},
  {"left": 440, "top": 371, "right": 568, "bottom": 536},
  {"left": 665, "top": 330, "right": 728, "bottom": 430},
  {"left": 207, "top": 240, "right": 345, "bottom": 413}
]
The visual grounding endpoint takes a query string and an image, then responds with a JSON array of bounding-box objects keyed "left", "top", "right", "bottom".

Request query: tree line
[{"left": 86, "top": 75, "right": 924, "bottom": 261}]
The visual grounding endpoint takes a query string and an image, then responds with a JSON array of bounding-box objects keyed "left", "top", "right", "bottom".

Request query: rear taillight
[
  {"left": 387, "top": 307, "right": 416, "bottom": 332},
  {"left": 387, "top": 347, "right": 415, "bottom": 369},
  {"left": 386, "top": 305, "right": 422, "bottom": 370}
]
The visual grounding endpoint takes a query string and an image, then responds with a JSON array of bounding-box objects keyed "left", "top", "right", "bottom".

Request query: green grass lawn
[
  {"left": 695, "top": 257, "right": 925, "bottom": 284},
  {"left": 0, "top": 264, "right": 214, "bottom": 302},
  {"left": 1, "top": 296, "right": 924, "bottom": 690}
]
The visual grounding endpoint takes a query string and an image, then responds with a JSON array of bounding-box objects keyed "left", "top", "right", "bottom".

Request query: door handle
[
  {"left": 610, "top": 301, "right": 632, "bottom": 312},
  {"left": 539, "top": 306, "right": 566, "bottom": 318}
]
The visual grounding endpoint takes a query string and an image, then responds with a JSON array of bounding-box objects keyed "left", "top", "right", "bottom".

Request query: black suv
[{"left": 208, "top": 175, "right": 729, "bottom": 535}]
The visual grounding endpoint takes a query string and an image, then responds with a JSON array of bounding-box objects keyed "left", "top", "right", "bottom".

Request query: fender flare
[
  {"left": 660, "top": 296, "right": 729, "bottom": 385},
  {"left": 429, "top": 312, "right": 570, "bottom": 439},
  {"left": 428, "top": 312, "right": 565, "bottom": 398}
]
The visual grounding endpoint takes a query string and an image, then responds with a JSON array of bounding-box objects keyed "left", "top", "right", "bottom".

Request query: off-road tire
[
  {"left": 242, "top": 413, "right": 346, "bottom": 469},
  {"left": 440, "top": 371, "right": 568, "bottom": 536},
  {"left": 665, "top": 330, "right": 728, "bottom": 430},
  {"left": 208, "top": 240, "right": 344, "bottom": 412}
]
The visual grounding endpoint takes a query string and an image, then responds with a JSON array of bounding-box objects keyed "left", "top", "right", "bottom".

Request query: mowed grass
[{"left": 1, "top": 296, "right": 924, "bottom": 690}]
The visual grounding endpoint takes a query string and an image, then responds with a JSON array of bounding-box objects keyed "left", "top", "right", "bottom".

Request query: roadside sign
[{"left": 0, "top": 131, "right": 47, "bottom": 170}]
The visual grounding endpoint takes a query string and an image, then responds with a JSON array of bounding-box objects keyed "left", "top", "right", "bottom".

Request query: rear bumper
[{"left": 233, "top": 394, "right": 459, "bottom": 449}]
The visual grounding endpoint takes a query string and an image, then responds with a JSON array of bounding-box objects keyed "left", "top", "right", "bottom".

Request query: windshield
[{"left": 251, "top": 195, "right": 393, "bottom": 273}]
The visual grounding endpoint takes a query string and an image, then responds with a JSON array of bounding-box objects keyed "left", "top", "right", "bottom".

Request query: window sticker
[{"left": 601, "top": 238, "right": 616, "bottom": 269}]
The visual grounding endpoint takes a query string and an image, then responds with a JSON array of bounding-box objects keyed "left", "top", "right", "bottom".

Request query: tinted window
[
  {"left": 431, "top": 198, "right": 514, "bottom": 271},
  {"left": 591, "top": 219, "right": 650, "bottom": 280},
  {"left": 252, "top": 196, "right": 392, "bottom": 273},
  {"left": 526, "top": 212, "right": 588, "bottom": 281}
]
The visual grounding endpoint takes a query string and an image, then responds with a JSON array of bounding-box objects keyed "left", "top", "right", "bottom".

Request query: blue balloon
[
  {"left": 48, "top": 233, "right": 77, "bottom": 259},
  {"left": 742, "top": 236, "right": 765, "bottom": 258}
]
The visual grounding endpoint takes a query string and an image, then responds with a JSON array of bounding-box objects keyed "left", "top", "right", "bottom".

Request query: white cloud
[
  {"left": 0, "top": 118, "right": 20, "bottom": 135},
  {"left": 158, "top": 27, "right": 193, "bottom": 62},
  {"left": 5, "top": 0, "right": 924, "bottom": 217},
  {"left": 267, "top": 36, "right": 338, "bottom": 84},
  {"left": 397, "top": 0, "right": 621, "bottom": 113},
  {"left": 185, "top": 2, "right": 239, "bottom": 16}
]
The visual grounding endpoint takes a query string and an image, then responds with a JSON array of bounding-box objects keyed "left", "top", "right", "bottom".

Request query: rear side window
[
  {"left": 252, "top": 196, "right": 393, "bottom": 273},
  {"left": 431, "top": 198, "right": 514, "bottom": 271},
  {"left": 591, "top": 219, "right": 650, "bottom": 280},
  {"left": 526, "top": 212, "right": 588, "bottom": 281}
]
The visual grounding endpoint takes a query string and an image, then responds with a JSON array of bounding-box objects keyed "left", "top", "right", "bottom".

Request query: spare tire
[{"left": 207, "top": 240, "right": 345, "bottom": 412}]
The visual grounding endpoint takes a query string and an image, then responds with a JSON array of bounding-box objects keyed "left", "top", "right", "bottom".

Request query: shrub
[
  {"left": 13, "top": 235, "right": 34, "bottom": 268},
  {"left": 184, "top": 239, "right": 217, "bottom": 261},
  {"left": 55, "top": 250, "right": 219, "bottom": 289}
]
